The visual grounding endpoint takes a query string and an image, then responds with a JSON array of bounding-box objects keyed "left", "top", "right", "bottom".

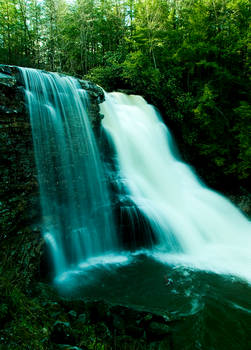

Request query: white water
[
  {"left": 101, "top": 92, "right": 251, "bottom": 282},
  {"left": 20, "top": 68, "right": 118, "bottom": 276}
]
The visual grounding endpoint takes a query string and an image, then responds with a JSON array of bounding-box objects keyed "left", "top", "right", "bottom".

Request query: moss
[{"left": 0, "top": 263, "right": 172, "bottom": 350}]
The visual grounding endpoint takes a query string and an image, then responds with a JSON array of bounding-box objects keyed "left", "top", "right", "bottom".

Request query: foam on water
[
  {"left": 54, "top": 252, "right": 131, "bottom": 285},
  {"left": 101, "top": 92, "right": 251, "bottom": 283}
]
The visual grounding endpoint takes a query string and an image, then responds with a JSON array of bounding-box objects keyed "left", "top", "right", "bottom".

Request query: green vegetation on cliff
[
  {"left": 0, "top": 3, "right": 251, "bottom": 349},
  {"left": 0, "top": 0, "right": 250, "bottom": 190}
]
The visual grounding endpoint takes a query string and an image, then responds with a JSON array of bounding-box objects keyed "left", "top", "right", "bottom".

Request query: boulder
[
  {"left": 147, "top": 321, "right": 171, "bottom": 339},
  {"left": 51, "top": 321, "right": 75, "bottom": 345}
]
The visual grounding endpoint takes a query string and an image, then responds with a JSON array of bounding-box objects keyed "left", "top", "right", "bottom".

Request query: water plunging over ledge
[
  {"left": 101, "top": 92, "right": 251, "bottom": 282},
  {"left": 20, "top": 68, "right": 118, "bottom": 276},
  {"left": 20, "top": 68, "right": 251, "bottom": 283},
  {"left": 17, "top": 70, "right": 251, "bottom": 350}
]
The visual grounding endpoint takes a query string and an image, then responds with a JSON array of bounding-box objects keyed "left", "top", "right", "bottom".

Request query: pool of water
[{"left": 56, "top": 254, "right": 251, "bottom": 350}]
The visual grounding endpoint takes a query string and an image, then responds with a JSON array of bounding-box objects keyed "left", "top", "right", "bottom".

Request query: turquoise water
[
  {"left": 20, "top": 67, "right": 118, "bottom": 276},
  {"left": 57, "top": 254, "right": 251, "bottom": 350},
  {"left": 20, "top": 70, "right": 251, "bottom": 349}
]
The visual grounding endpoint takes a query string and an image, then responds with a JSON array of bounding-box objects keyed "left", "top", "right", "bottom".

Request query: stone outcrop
[
  {"left": 0, "top": 65, "right": 38, "bottom": 240},
  {"left": 79, "top": 79, "right": 105, "bottom": 129},
  {"left": 0, "top": 285, "right": 175, "bottom": 349},
  {"left": 229, "top": 193, "right": 251, "bottom": 218}
]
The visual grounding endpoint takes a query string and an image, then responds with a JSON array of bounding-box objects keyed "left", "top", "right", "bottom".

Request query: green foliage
[
  {"left": 0, "top": 265, "right": 151, "bottom": 349},
  {"left": 1, "top": 3, "right": 250, "bottom": 347},
  {"left": 122, "top": 51, "right": 161, "bottom": 96},
  {"left": 0, "top": 267, "right": 52, "bottom": 349},
  {"left": 85, "top": 52, "right": 124, "bottom": 91},
  {"left": 233, "top": 102, "right": 251, "bottom": 179},
  {"left": 0, "top": 0, "right": 250, "bottom": 187}
]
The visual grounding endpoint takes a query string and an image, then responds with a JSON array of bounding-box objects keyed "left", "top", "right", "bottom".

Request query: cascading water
[
  {"left": 20, "top": 68, "right": 118, "bottom": 277},
  {"left": 18, "top": 75, "right": 250, "bottom": 349},
  {"left": 101, "top": 92, "right": 251, "bottom": 282},
  {"left": 19, "top": 66, "right": 251, "bottom": 284}
]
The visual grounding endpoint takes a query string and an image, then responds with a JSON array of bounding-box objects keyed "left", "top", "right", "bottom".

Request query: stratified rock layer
[{"left": 0, "top": 65, "right": 37, "bottom": 239}]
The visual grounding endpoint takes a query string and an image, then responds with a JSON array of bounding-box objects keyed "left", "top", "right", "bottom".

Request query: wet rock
[
  {"left": 229, "top": 194, "right": 251, "bottom": 218},
  {"left": 78, "top": 79, "right": 105, "bottom": 130},
  {"left": 57, "top": 345, "right": 85, "bottom": 350},
  {"left": 0, "top": 65, "right": 37, "bottom": 248},
  {"left": 0, "top": 73, "right": 16, "bottom": 87},
  {"left": 51, "top": 321, "right": 75, "bottom": 345},
  {"left": 112, "top": 314, "right": 125, "bottom": 331},
  {"left": 162, "top": 314, "right": 171, "bottom": 322},
  {"left": 77, "top": 313, "right": 87, "bottom": 325},
  {"left": 148, "top": 322, "right": 171, "bottom": 338},
  {"left": 0, "top": 65, "right": 12, "bottom": 75},
  {"left": 113, "top": 200, "right": 156, "bottom": 250},
  {"left": 143, "top": 313, "right": 153, "bottom": 322},
  {"left": 0, "top": 304, "right": 9, "bottom": 328},
  {"left": 126, "top": 325, "right": 144, "bottom": 338},
  {"left": 88, "top": 300, "right": 110, "bottom": 322},
  {"left": 95, "top": 322, "right": 111, "bottom": 339},
  {"left": 79, "top": 80, "right": 105, "bottom": 104},
  {"left": 68, "top": 310, "right": 77, "bottom": 320},
  {"left": 149, "top": 340, "right": 171, "bottom": 350},
  {"left": 114, "top": 335, "right": 147, "bottom": 350},
  {"left": 59, "top": 299, "right": 86, "bottom": 315}
]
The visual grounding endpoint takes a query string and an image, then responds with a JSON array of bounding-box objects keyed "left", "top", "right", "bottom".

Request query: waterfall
[
  {"left": 20, "top": 68, "right": 118, "bottom": 276},
  {"left": 101, "top": 92, "right": 251, "bottom": 281},
  {"left": 19, "top": 67, "right": 251, "bottom": 283}
]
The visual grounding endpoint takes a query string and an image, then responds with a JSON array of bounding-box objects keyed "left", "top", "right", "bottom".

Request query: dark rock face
[
  {"left": 148, "top": 321, "right": 171, "bottom": 338},
  {"left": 53, "top": 298, "right": 173, "bottom": 350},
  {"left": 0, "top": 276, "right": 175, "bottom": 349},
  {"left": 51, "top": 320, "right": 76, "bottom": 345},
  {"left": 79, "top": 79, "right": 105, "bottom": 130},
  {"left": 0, "top": 65, "right": 46, "bottom": 284},
  {"left": 0, "top": 65, "right": 36, "bottom": 239},
  {"left": 229, "top": 193, "right": 251, "bottom": 218}
]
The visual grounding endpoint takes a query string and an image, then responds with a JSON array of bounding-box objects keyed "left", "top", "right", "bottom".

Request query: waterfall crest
[
  {"left": 20, "top": 68, "right": 117, "bottom": 276},
  {"left": 101, "top": 92, "right": 251, "bottom": 281}
]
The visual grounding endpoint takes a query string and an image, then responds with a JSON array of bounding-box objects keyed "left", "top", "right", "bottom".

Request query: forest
[
  {"left": 1, "top": 1, "right": 251, "bottom": 349},
  {"left": 0, "top": 0, "right": 250, "bottom": 191}
]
